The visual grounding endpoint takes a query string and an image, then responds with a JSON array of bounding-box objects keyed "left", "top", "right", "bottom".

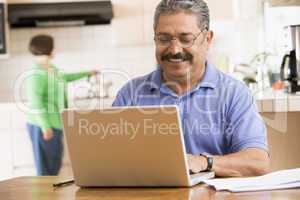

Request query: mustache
[{"left": 161, "top": 52, "right": 193, "bottom": 62}]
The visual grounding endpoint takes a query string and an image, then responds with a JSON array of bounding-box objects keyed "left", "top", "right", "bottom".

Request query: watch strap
[{"left": 200, "top": 153, "right": 213, "bottom": 171}]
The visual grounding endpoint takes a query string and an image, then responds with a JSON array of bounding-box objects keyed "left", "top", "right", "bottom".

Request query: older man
[{"left": 112, "top": 0, "right": 270, "bottom": 177}]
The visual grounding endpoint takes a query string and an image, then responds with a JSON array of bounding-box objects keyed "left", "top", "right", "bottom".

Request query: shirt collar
[
  {"left": 195, "top": 62, "right": 218, "bottom": 89},
  {"left": 148, "top": 67, "right": 162, "bottom": 92},
  {"left": 148, "top": 62, "right": 218, "bottom": 92}
]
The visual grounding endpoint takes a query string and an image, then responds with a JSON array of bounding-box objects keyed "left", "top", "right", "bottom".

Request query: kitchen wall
[
  {"left": 0, "top": 0, "right": 265, "bottom": 102},
  {"left": 264, "top": 3, "right": 300, "bottom": 57},
  {"left": 0, "top": 25, "right": 157, "bottom": 101}
]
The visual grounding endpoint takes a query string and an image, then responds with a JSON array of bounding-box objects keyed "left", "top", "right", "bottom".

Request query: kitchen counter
[
  {"left": 1, "top": 88, "right": 300, "bottom": 113},
  {"left": 66, "top": 94, "right": 300, "bottom": 171},
  {"left": 68, "top": 89, "right": 300, "bottom": 113},
  {"left": 68, "top": 97, "right": 115, "bottom": 110},
  {"left": 254, "top": 88, "right": 300, "bottom": 112},
  {"left": 0, "top": 92, "right": 299, "bottom": 179}
]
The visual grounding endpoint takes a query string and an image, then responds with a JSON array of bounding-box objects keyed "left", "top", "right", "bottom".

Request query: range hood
[
  {"left": 7, "top": 0, "right": 113, "bottom": 28},
  {"left": 269, "top": 0, "right": 300, "bottom": 6}
]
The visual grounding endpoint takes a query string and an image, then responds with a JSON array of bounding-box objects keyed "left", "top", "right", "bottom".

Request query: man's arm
[
  {"left": 188, "top": 148, "right": 270, "bottom": 177},
  {"left": 188, "top": 82, "right": 270, "bottom": 177}
]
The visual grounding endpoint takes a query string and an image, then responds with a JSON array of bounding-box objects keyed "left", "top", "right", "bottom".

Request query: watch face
[
  {"left": 206, "top": 156, "right": 213, "bottom": 171},
  {"left": 200, "top": 153, "right": 213, "bottom": 171}
]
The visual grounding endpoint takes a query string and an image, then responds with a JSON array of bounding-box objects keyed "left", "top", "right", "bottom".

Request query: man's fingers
[
  {"left": 190, "top": 167, "right": 201, "bottom": 174},
  {"left": 187, "top": 154, "right": 198, "bottom": 173},
  {"left": 187, "top": 154, "right": 206, "bottom": 173}
]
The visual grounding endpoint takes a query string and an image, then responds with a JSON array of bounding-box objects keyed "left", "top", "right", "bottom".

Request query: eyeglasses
[{"left": 154, "top": 29, "right": 207, "bottom": 48}]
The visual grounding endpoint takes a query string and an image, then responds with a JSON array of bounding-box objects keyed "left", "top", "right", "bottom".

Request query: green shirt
[{"left": 26, "top": 64, "right": 91, "bottom": 132}]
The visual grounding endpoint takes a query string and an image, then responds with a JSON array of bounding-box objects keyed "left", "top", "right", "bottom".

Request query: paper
[
  {"left": 203, "top": 168, "right": 300, "bottom": 192},
  {"left": 229, "top": 181, "right": 300, "bottom": 192}
]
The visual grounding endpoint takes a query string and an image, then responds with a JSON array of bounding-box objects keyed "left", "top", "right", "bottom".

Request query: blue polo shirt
[{"left": 112, "top": 63, "right": 268, "bottom": 155}]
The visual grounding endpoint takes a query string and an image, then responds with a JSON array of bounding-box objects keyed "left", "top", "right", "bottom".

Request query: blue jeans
[{"left": 26, "top": 123, "right": 63, "bottom": 176}]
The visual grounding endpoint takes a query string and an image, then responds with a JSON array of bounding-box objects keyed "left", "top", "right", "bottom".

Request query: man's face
[{"left": 155, "top": 12, "right": 213, "bottom": 82}]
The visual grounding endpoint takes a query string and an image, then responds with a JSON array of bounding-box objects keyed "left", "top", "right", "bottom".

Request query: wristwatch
[{"left": 200, "top": 153, "right": 214, "bottom": 171}]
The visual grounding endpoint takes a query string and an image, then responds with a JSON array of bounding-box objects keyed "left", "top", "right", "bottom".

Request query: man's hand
[
  {"left": 43, "top": 128, "right": 54, "bottom": 141},
  {"left": 187, "top": 154, "right": 208, "bottom": 174}
]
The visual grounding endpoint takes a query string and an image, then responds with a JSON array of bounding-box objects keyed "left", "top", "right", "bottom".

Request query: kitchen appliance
[
  {"left": 86, "top": 74, "right": 113, "bottom": 99},
  {"left": 0, "top": 2, "right": 7, "bottom": 54},
  {"left": 280, "top": 24, "right": 300, "bottom": 93},
  {"left": 69, "top": 73, "right": 113, "bottom": 100},
  {"left": 7, "top": 0, "right": 113, "bottom": 28}
]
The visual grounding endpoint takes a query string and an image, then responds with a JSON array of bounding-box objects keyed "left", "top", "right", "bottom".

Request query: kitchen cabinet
[
  {"left": 0, "top": 104, "right": 48, "bottom": 179},
  {"left": 1, "top": 93, "right": 300, "bottom": 180},
  {"left": 0, "top": 134, "right": 13, "bottom": 180},
  {"left": 0, "top": 106, "right": 12, "bottom": 181},
  {"left": 0, "top": 104, "right": 35, "bottom": 180},
  {"left": 0, "top": 98, "right": 114, "bottom": 181}
]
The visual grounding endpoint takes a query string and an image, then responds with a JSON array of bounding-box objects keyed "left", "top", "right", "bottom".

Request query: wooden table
[{"left": 1, "top": 177, "right": 300, "bottom": 200}]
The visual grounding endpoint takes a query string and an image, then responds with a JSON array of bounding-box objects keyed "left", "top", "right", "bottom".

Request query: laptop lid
[{"left": 61, "top": 106, "right": 190, "bottom": 187}]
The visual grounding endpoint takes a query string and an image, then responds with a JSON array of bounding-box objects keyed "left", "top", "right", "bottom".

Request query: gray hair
[{"left": 154, "top": 0, "right": 210, "bottom": 31}]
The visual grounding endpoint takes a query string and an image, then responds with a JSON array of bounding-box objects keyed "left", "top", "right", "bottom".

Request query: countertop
[
  {"left": 1, "top": 176, "right": 300, "bottom": 200},
  {"left": 1, "top": 88, "right": 300, "bottom": 112},
  {"left": 254, "top": 89, "right": 300, "bottom": 112},
  {"left": 69, "top": 90, "right": 300, "bottom": 112}
]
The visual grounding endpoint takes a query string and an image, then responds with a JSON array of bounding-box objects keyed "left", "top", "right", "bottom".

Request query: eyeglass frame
[{"left": 154, "top": 28, "right": 208, "bottom": 48}]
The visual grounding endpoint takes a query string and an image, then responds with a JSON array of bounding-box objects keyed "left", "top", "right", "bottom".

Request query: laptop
[{"left": 61, "top": 105, "right": 214, "bottom": 187}]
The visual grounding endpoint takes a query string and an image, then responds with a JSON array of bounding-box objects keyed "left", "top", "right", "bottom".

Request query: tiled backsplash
[
  {"left": 0, "top": 25, "right": 157, "bottom": 101},
  {"left": 0, "top": 0, "right": 265, "bottom": 102}
]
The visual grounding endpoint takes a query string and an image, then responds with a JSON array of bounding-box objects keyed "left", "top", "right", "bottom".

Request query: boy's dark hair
[{"left": 29, "top": 34, "right": 54, "bottom": 56}]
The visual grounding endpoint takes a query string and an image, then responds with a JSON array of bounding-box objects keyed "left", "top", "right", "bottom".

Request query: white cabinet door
[
  {"left": 0, "top": 107, "right": 12, "bottom": 181},
  {"left": 11, "top": 109, "right": 35, "bottom": 169},
  {"left": 12, "top": 130, "right": 35, "bottom": 168},
  {"left": 10, "top": 109, "right": 36, "bottom": 177},
  {"left": 0, "top": 133, "right": 13, "bottom": 181}
]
